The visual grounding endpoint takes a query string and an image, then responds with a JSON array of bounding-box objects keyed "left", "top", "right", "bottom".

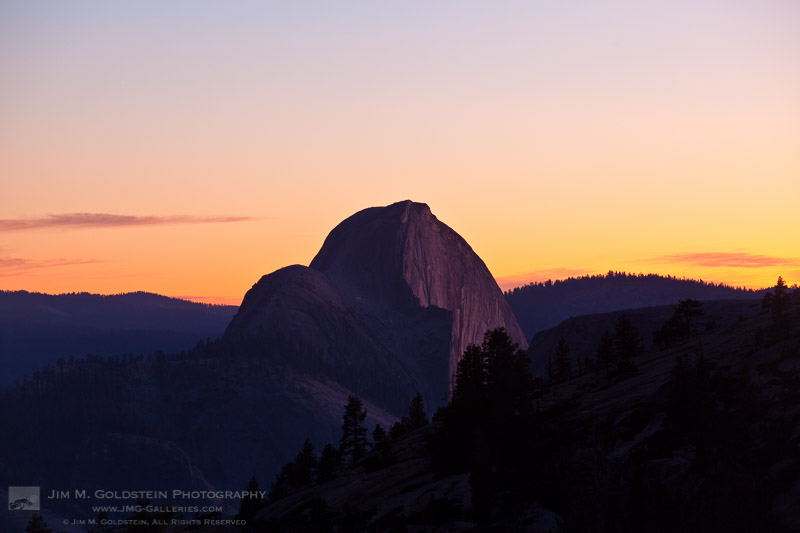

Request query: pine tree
[
  {"left": 435, "top": 327, "right": 535, "bottom": 471},
  {"left": 293, "top": 439, "right": 317, "bottom": 487},
  {"left": 268, "top": 462, "right": 294, "bottom": 501},
  {"left": 772, "top": 276, "right": 791, "bottom": 325},
  {"left": 674, "top": 299, "right": 704, "bottom": 339},
  {"left": 762, "top": 291, "right": 774, "bottom": 313},
  {"left": 340, "top": 396, "right": 368, "bottom": 463},
  {"left": 238, "top": 476, "right": 263, "bottom": 520},
  {"left": 483, "top": 327, "right": 533, "bottom": 418},
  {"left": 452, "top": 344, "right": 487, "bottom": 412},
  {"left": 372, "top": 424, "right": 387, "bottom": 449},
  {"left": 614, "top": 313, "right": 644, "bottom": 369},
  {"left": 26, "top": 514, "right": 53, "bottom": 533},
  {"left": 654, "top": 299, "right": 705, "bottom": 348},
  {"left": 553, "top": 337, "right": 572, "bottom": 383},
  {"left": 407, "top": 393, "right": 428, "bottom": 429},
  {"left": 596, "top": 330, "right": 614, "bottom": 375},
  {"left": 316, "top": 443, "right": 341, "bottom": 482},
  {"left": 372, "top": 423, "right": 393, "bottom": 465}
]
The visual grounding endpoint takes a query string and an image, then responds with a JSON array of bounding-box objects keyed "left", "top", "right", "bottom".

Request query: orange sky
[{"left": 1, "top": 2, "right": 799, "bottom": 305}]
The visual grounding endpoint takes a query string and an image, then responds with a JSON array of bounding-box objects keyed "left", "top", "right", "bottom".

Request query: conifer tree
[
  {"left": 238, "top": 476, "right": 263, "bottom": 520},
  {"left": 372, "top": 423, "right": 393, "bottom": 464},
  {"left": 407, "top": 393, "right": 428, "bottom": 429},
  {"left": 596, "top": 330, "right": 614, "bottom": 375},
  {"left": 293, "top": 439, "right": 317, "bottom": 487},
  {"left": 674, "top": 299, "right": 704, "bottom": 339},
  {"left": 316, "top": 443, "right": 341, "bottom": 482},
  {"left": 452, "top": 344, "right": 487, "bottom": 412},
  {"left": 25, "top": 514, "right": 53, "bottom": 533},
  {"left": 553, "top": 337, "right": 572, "bottom": 382},
  {"left": 772, "top": 276, "right": 791, "bottom": 325},
  {"left": 340, "top": 396, "right": 368, "bottom": 463},
  {"left": 614, "top": 313, "right": 644, "bottom": 369},
  {"left": 372, "top": 424, "right": 387, "bottom": 449},
  {"left": 483, "top": 327, "right": 533, "bottom": 418}
]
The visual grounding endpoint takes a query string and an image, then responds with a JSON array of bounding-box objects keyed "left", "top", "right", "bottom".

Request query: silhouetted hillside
[
  {"left": 0, "top": 290, "right": 236, "bottom": 386},
  {"left": 0, "top": 201, "right": 526, "bottom": 529},
  {"left": 248, "top": 297, "right": 800, "bottom": 533},
  {"left": 526, "top": 299, "right": 758, "bottom": 379},
  {"left": 505, "top": 271, "right": 760, "bottom": 340}
]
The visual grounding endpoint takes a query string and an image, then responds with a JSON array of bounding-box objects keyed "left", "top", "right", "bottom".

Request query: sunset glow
[{"left": 2, "top": 1, "right": 798, "bottom": 304}]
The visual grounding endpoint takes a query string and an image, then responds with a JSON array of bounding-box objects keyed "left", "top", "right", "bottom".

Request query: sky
[{"left": 1, "top": 1, "right": 798, "bottom": 305}]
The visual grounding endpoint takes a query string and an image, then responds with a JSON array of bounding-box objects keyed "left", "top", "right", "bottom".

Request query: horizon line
[{"left": 4, "top": 269, "right": 788, "bottom": 307}]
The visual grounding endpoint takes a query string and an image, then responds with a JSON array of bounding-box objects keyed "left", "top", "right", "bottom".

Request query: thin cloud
[
  {"left": 0, "top": 257, "right": 101, "bottom": 276},
  {"left": 0, "top": 213, "right": 256, "bottom": 232},
  {"left": 649, "top": 252, "right": 799, "bottom": 268}
]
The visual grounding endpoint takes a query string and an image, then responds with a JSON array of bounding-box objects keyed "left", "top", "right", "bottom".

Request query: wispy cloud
[
  {"left": 0, "top": 257, "right": 101, "bottom": 276},
  {"left": 648, "top": 252, "right": 799, "bottom": 268},
  {"left": 496, "top": 268, "right": 592, "bottom": 291},
  {"left": 0, "top": 213, "right": 256, "bottom": 232}
]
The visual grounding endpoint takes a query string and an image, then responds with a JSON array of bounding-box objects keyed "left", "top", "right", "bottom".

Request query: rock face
[
  {"left": 225, "top": 264, "right": 452, "bottom": 413},
  {"left": 227, "top": 200, "right": 527, "bottom": 406},
  {"left": 0, "top": 200, "right": 529, "bottom": 520},
  {"left": 311, "top": 200, "right": 527, "bottom": 379}
]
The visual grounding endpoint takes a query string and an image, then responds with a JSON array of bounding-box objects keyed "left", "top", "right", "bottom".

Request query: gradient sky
[{"left": 1, "top": 1, "right": 798, "bottom": 305}]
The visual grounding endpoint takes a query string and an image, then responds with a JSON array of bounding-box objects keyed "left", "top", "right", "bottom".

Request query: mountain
[
  {"left": 0, "top": 290, "right": 236, "bottom": 386},
  {"left": 0, "top": 200, "right": 527, "bottom": 527},
  {"left": 526, "top": 299, "right": 758, "bottom": 379},
  {"left": 225, "top": 200, "right": 527, "bottom": 412},
  {"left": 247, "top": 298, "right": 800, "bottom": 533},
  {"left": 505, "top": 271, "right": 761, "bottom": 341},
  {"left": 309, "top": 201, "right": 527, "bottom": 376}
]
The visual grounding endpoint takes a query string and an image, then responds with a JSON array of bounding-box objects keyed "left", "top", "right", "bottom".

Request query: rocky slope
[
  {"left": 244, "top": 299, "right": 800, "bottom": 533},
  {"left": 227, "top": 200, "right": 527, "bottom": 408},
  {"left": 1, "top": 200, "right": 527, "bottom": 530},
  {"left": 526, "top": 299, "right": 758, "bottom": 378},
  {"left": 308, "top": 200, "right": 527, "bottom": 383}
]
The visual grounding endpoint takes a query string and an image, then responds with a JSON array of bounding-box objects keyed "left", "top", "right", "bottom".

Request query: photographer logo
[{"left": 8, "top": 487, "right": 40, "bottom": 511}]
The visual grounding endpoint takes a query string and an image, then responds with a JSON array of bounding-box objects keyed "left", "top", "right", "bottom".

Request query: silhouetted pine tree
[
  {"left": 654, "top": 299, "right": 705, "bottom": 348},
  {"left": 553, "top": 337, "right": 572, "bottom": 383},
  {"left": 451, "top": 344, "right": 487, "bottom": 414},
  {"left": 316, "top": 443, "right": 341, "bottom": 482},
  {"left": 772, "top": 276, "right": 791, "bottom": 326},
  {"left": 294, "top": 439, "right": 317, "bottom": 486},
  {"left": 372, "top": 424, "right": 388, "bottom": 449},
  {"left": 390, "top": 392, "right": 430, "bottom": 440},
  {"left": 614, "top": 313, "right": 644, "bottom": 371},
  {"left": 268, "top": 440, "right": 318, "bottom": 501},
  {"left": 483, "top": 327, "right": 533, "bottom": 419},
  {"left": 25, "top": 514, "right": 52, "bottom": 533},
  {"left": 595, "top": 330, "right": 614, "bottom": 375},
  {"left": 238, "top": 476, "right": 263, "bottom": 520},
  {"left": 435, "top": 328, "right": 534, "bottom": 472},
  {"left": 340, "top": 396, "right": 368, "bottom": 463},
  {"left": 675, "top": 299, "right": 704, "bottom": 337},
  {"left": 407, "top": 393, "right": 428, "bottom": 429}
]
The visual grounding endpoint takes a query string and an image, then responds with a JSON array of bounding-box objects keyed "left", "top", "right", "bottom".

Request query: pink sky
[{"left": 1, "top": 1, "right": 798, "bottom": 304}]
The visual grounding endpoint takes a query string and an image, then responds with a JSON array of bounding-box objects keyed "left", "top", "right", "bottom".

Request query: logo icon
[{"left": 8, "top": 487, "right": 40, "bottom": 511}]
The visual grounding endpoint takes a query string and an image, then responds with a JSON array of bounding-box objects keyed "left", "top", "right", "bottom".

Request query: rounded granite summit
[
  {"left": 225, "top": 200, "right": 526, "bottom": 407},
  {"left": 309, "top": 200, "right": 527, "bottom": 377}
]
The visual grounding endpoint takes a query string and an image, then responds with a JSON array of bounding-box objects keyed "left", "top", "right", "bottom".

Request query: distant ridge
[
  {"left": 0, "top": 289, "right": 234, "bottom": 309},
  {"left": 0, "top": 290, "right": 236, "bottom": 385},
  {"left": 505, "top": 271, "right": 761, "bottom": 340},
  {"left": 0, "top": 200, "right": 529, "bottom": 506}
]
